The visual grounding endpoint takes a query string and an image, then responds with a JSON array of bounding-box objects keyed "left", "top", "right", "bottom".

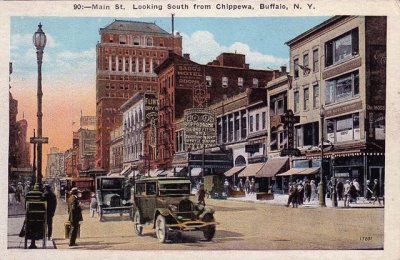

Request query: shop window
[
  {"left": 313, "top": 49, "right": 319, "bottom": 72},
  {"left": 325, "top": 71, "right": 359, "bottom": 104},
  {"left": 327, "top": 113, "right": 360, "bottom": 143},
  {"left": 294, "top": 91, "right": 300, "bottom": 113},
  {"left": 325, "top": 28, "right": 359, "bottom": 66}
]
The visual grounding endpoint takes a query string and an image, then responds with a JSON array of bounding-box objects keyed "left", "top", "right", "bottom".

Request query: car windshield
[
  {"left": 102, "top": 179, "right": 123, "bottom": 189},
  {"left": 159, "top": 183, "right": 191, "bottom": 196}
]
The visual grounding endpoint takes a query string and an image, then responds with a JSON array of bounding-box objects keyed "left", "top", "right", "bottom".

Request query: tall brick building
[{"left": 96, "top": 20, "right": 182, "bottom": 171}]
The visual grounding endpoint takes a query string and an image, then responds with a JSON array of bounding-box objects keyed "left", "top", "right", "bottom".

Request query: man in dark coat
[
  {"left": 43, "top": 184, "right": 57, "bottom": 240},
  {"left": 372, "top": 179, "right": 382, "bottom": 205},
  {"left": 67, "top": 187, "right": 83, "bottom": 246},
  {"left": 336, "top": 180, "right": 344, "bottom": 201}
]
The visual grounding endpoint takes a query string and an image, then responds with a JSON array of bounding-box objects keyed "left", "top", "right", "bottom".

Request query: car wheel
[
  {"left": 202, "top": 214, "right": 216, "bottom": 241},
  {"left": 133, "top": 210, "right": 143, "bottom": 236},
  {"left": 155, "top": 215, "right": 168, "bottom": 243}
]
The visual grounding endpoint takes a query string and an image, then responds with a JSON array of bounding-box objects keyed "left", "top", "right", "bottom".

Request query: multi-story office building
[
  {"left": 285, "top": 16, "right": 386, "bottom": 195},
  {"left": 96, "top": 20, "right": 182, "bottom": 171},
  {"left": 46, "top": 147, "right": 65, "bottom": 179},
  {"left": 109, "top": 126, "right": 123, "bottom": 175}
]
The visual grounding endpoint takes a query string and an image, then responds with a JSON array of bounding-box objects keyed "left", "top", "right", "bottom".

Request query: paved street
[{"left": 9, "top": 195, "right": 383, "bottom": 251}]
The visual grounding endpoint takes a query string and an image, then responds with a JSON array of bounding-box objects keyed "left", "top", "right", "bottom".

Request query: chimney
[
  {"left": 183, "top": 53, "right": 190, "bottom": 60},
  {"left": 280, "top": 65, "right": 287, "bottom": 74}
]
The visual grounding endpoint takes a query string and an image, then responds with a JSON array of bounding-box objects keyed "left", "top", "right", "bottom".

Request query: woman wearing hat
[{"left": 67, "top": 187, "right": 83, "bottom": 246}]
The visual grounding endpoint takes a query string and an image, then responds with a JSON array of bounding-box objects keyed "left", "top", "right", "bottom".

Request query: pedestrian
[
  {"left": 238, "top": 179, "right": 244, "bottom": 192},
  {"left": 310, "top": 180, "right": 317, "bottom": 200},
  {"left": 244, "top": 177, "right": 250, "bottom": 194},
  {"left": 223, "top": 179, "right": 230, "bottom": 196},
  {"left": 349, "top": 181, "right": 357, "bottom": 203},
  {"left": 365, "top": 180, "right": 373, "bottom": 202},
  {"left": 372, "top": 179, "right": 382, "bottom": 205},
  {"left": 336, "top": 180, "right": 344, "bottom": 201},
  {"left": 15, "top": 182, "right": 23, "bottom": 204},
  {"left": 297, "top": 181, "right": 304, "bottom": 205},
  {"left": 304, "top": 180, "right": 311, "bottom": 202},
  {"left": 250, "top": 178, "right": 256, "bottom": 194},
  {"left": 43, "top": 183, "right": 57, "bottom": 241},
  {"left": 67, "top": 187, "right": 83, "bottom": 247},
  {"left": 286, "top": 182, "right": 294, "bottom": 207},
  {"left": 343, "top": 180, "right": 351, "bottom": 207},
  {"left": 197, "top": 184, "right": 206, "bottom": 206},
  {"left": 8, "top": 184, "right": 16, "bottom": 205},
  {"left": 353, "top": 179, "right": 361, "bottom": 201},
  {"left": 90, "top": 192, "right": 98, "bottom": 218}
]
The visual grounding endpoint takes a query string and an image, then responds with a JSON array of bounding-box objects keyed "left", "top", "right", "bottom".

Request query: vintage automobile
[
  {"left": 132, "top": 177, "right": 217, "bottom": 243},
  {"left": 96, "top": 176, "right": 133, "bottom": 221}
]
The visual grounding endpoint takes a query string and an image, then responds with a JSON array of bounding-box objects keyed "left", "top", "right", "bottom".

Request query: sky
[{"left": 9, "top": 16, "right": 328, "bottom": 171}]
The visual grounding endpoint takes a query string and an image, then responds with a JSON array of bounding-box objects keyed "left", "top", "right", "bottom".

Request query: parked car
[
  {"left": 96, "top": 176, "right": 133, "bottom": 221},
  {"left": 132, "top": 177, "right": 217, "bottom": 243}
]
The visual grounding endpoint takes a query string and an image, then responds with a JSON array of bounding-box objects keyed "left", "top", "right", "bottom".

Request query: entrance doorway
[{"left": 368, "top": 166, "right": 385, "bottom": 196}]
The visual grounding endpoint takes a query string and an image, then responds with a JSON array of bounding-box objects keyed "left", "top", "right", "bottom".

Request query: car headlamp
[
  {"left": 106, "top": 201, "right": 111, "bottom": 206},
  {"left": 122, "top": 200, "right": 127, "bottom": 205},
  {"left": 169, "top": 204, "right": 178, "bottom": 212}
]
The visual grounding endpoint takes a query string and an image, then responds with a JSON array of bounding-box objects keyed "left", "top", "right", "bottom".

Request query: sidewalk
[
  {"left": 7, "top": 200, "right": 56, "bottom": 249},
  {"left": 227, "top": 193, "right": 385, "bottom": 208}
]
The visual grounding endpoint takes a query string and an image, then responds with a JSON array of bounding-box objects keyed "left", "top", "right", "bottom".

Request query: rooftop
[{"left": 100, "top": 20, "right": 170, "bottom": 35}]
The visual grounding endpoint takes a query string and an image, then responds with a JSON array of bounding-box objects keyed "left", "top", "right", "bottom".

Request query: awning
[
  {"left": 277, "top": 168, "right": 307, "bottom": 176},
  {"left": 256, "top": 157, "right": 289, "bottom": 178},
  {"left": 189, "top": 168, "right": 202, "bottom": 177},
  {"left": 300, "top": 167, "right": 320, "bottom": 175},
  {"left": 159, "top": 169, "right": 174, "bottom": 177},
  {"left": 238, "top": 163, "right": 265, "bottom": 177},
  {"left": 224, "top": 166, "right": 245, "bottom": 177},
  {"left": 149, "top": 169, "right": 164, "bottom": 177}
]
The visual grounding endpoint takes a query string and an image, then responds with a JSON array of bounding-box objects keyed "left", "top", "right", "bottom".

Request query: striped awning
[
  {"left": 238, "top": 163, "right": 265, "bottom": 177},
  {"left": 277, "top": 168, "right": 307, "bottom": 176},
  {"left": 224, "top": 166, "right": 245, "bottom": 177}
]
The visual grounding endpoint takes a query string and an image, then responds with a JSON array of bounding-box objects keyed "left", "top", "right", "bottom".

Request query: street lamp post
[
  {"left": 33, "top": 23, "right": 47, "bottom": 189},
  {"left": 319, "top": 106, "right": 326, "bottom": 207}
]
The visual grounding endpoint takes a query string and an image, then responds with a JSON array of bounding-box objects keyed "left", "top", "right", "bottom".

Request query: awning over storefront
[
  {"left": 277, "top": 168, "right": 307, "bottom": 176},
  {"left": 149, "top": 169, "right": 164, "bottom": 177},
  {"left": 299, "top": 167, "right": 320, "bottom": 175},
  {"left": 120, "top": 166, "right": 132, "bottom": 176},
  {"left": 256, "top": 157, "right": 289, "bottom": 178},
  {"left": 238, "top": 163, "right": 265, "bottom": 177},
  {"left": 224, "top": 166, "right": 245, "bottom": 177}
]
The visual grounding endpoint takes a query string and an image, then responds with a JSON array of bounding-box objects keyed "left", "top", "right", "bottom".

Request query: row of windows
[
  {"left": 103, "top": 74, "right": 158, "bottom": 82},
  {"left": 206, "top": 76, "right": 259, "bottom": 88},
  {"left": 293, "top": 84, "right": 319, "bottom": 113},
  {"left": 103, "top": 48, "right": 165, "bottom": 58},
  {"left": 293, "top": 27, "right": 359, "bottom": 79},
  {"left": 108, "top": 34, "right": 157, "bottom": 47}
]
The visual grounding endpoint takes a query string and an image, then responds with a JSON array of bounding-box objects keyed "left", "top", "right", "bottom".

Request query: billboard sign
[{"left": 184, "top": 108, "right": 216, "bottom": 149}]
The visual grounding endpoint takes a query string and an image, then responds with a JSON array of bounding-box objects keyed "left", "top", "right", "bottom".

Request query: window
[
  {"left": 249, "top": 115, "right": 254, "bottom": 132},
  {"left": 206, "top": 76, "right": 212, "bottom": 87},
  {"left": 303, "top": 87, "right": 309, "bottom": 111},
  {"left": 228, "top": 115, "right": 233, "bottom": 142},
  {"left": 133, "top": 36, "right": 140, "bottom": 46},
  {"left": 313, "top": 49, "right": 319, "bottom": 72},
  {"left": 303, "top": 53, "right": 309, "bottom": 76},
  {"left": 238, "top": 77, "right": 244, "bottom": 87},
  {"left": 119, "top": 35, "right": 126, "bottom": 45},
  {"left": 253, "top": 78, "right": 259, "bottom": 88},
  {"left": 234, "top": 113, "right": 240, "bottom": 141},
  {"left": 326, "top": 113, "right": 360, "bottom": 143},
  {"left": 270, "top": 92, "right": 286, "bottom": 116},
  {"left": 325, "top": 71, "right": 359, "bottom": 104},
  {"left": 146, "top": 37, "right": 153, "bottom": 46},
  {"left": 146, "top": 182, "right": 157, "bottom": 195},
  {"left": 294, "top": 58, "right": 299, "bottom": 78},
  {"left": 325, "top": 28, "right": 359, "bottom": 66},
  {"left": 255, "top": 114, "right": 260, "bottom": 131},
  {"left": 262, "top": 112, "right": 266, "bottom": 129},
  {"left": 241, "top": 113, "right": 247, "bottom": 139},
  {"left": 294, "top": 91, "right": 300, "bottom": 113},
  {"left": 313, "top": 84, "right": 319, "bottom": 109},
  {"left": 222, "top": 77, "right": 228, "bottom": 88}
]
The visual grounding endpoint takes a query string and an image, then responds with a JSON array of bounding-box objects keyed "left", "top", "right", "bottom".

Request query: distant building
[
  {"left": 95, "top": 20, "right": 182, "bottom": 171},
  {"left": 109, "top": 126, "right": 123, "bottom": 175},
  {"left": 46, "top": 147, "right": 65, "bottom": 179}
]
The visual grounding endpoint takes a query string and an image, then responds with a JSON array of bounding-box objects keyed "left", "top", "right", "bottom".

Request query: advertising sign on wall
[
  {"left": 184, "top": 108, "right": 216, "bottom": 149},
  {"left": 176, "top": 64, "right": 204, "bottom": 89}
]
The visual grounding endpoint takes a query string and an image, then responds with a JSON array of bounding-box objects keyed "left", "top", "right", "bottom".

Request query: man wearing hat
[
  {"left": 67, "top": 187, "right": 83, "bottom": 246},
  {"left": 43, "top": 184, "right": 57, "bottom": 241}
]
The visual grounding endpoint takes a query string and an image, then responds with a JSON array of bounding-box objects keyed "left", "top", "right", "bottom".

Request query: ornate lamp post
[
  {"left": 33, "top": 23, "right": 47, "bottom": 187},
  {"left": 319, "top": 105, "right": 326, "bottom": 207}
]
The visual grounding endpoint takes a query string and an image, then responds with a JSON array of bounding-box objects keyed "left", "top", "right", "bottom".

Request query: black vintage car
[
  {"left": 96, "top": 176, "right": 133, "bottom": 221},
  {"left": 132, "top": 177, "right": 217, "bottom": 243}
]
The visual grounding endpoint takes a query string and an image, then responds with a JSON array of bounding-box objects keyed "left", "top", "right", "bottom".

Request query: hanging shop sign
[{"left": 184, "top": 108, "right": 216, "bottom": 148}]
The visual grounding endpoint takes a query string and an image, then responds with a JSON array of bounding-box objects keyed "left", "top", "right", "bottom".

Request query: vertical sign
[{"left": 184, "top": 108, "right": 216, "bottom": 150}]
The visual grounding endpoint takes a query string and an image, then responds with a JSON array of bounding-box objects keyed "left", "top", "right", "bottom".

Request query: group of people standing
[
  {"left": 8, "top": 181, "right": 32, "bottom": 206},
  {"left": 235, "top": 177, "right": 256, "bottom": 194},
  {"left": 286, "top": 179, "right": 317, "bottom": 208}
]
